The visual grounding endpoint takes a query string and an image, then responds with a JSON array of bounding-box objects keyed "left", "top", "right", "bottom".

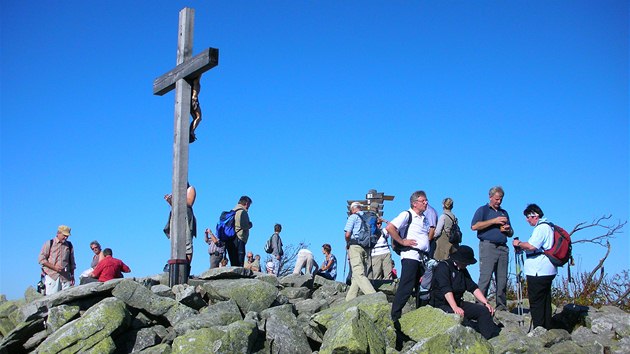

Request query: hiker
[
  {"left": 225, "top": 196, "right": 253, "bottom": 267},
  {"left": 471, "top": 185, "right": 513, "bottom": 311},
  {"left": 38, "top": 225, "right": 76, "bottom": 295},
  {"left": 434, "top": 198, "right": 458, "bottom": 261},
  {"left": 315, "top": 243, "right": 337, "bottom": 280},
  {"left": 424, "top": 202, "right": 438, "bottom": 257},
  {"left": 293, "top": 248, "right": 318, "bottom": 275},
  {"left": 512, "top": 203, "right": 557, "bottom": 329},
  {"left": 90, "top": 248, "right": 131, "bottom": 282},
  {"left": 79, "top": 240, "right": 105, "bottom": 285},
  {"left": 244, "top": 251, "right": 261, "bottom": 272},
  {"left": 344, "top": 202, "right": 376, "bottom": 301},
  {"left": 269, "top": 223, "right": 284, "bottom": 275},
  {"left": 430, "top": 245, "right": 500, "bottom": 339},
  {"left": 367, "top": 219, "right": 393, "bottom": 279},
  {"left": 163, "top": 182, "right": 197, "bottom": 278},
  {"left": 204, "top": 228, "right": 225, "bottom": 269},
  {"left": 387, "top": 190, "right": 431, "bottom": 322}
]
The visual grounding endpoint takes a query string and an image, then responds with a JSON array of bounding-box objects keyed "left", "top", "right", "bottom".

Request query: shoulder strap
[
  {"left": 401, "top": 211, "right": 413, "bottom": 238},
  {"left": 444, "top": 213, "right": 455, "bottom": 223}
]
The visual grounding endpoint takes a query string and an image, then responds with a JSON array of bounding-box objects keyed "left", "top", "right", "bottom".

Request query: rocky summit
[{"left": 0, "top": 268, "right": 628, "bottom": 353}]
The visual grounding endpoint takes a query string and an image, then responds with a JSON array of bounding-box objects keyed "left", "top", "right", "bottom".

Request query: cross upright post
[{"left": 153, "top": 7, "right": 219, "bottom": 286}]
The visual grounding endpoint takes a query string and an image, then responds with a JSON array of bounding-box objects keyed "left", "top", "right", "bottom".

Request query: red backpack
[{"left": 540, "top": 222, "right": 572, "bottom": 267}]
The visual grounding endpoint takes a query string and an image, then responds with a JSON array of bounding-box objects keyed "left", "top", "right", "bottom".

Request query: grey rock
[
  {"left": 407, "top": 324, "right": 493, "bottom": 354},
  {"left": 0, "top": 318, "right": 45, "bottom": 354},
  {"left": 279, "top": 274, "right": 313, "bottom": 288},
  {"left": 201, "top": 278, "right": 279, "bottom": 314},
  {"left": 293, "top": 298, "right": 328, "bottom": 317},
  {"left": 20, "top": 280, "right": 119, "bottom": 322},
  {"left": 138, "top": 343, "right": 172, "bottom": 354},
  {"left": 24, "top": 286, "right": 44, "bottom": 304},
  {"left": 172, "top": 284, "right": 207, "bottom": 310},
  {"left": 280, "top": 286, "right": 310, "bottom": 300},
  {"left": 46, "top": 304, "right": 80, "bottom": 333},
  {"left": 35, "top": 297, "right": 130, "bottom": 354},
  {"left": 112, "top": 279, "right": 198, "bottom": 326},
  {"left": 171, "top": 320, "right": 258, "bottom": 353},
  {"left": 198, "top": 267, "right": 254, "bottom": 280},
  {"left": 22, "top": 329, "right": 47, "bottom": 352},
  {"left": 151, "top": 284, "right": 174, "bottom": 298},
  {"left": 174, "top": 299, "right": 242, "bottom": 335},
  {"left": 260, "top": 304, "right": 311, "bottom": 354},
  {"left": 133, "top": 325, "right": 169, "bottom": 352},
  {"left": 311, "top": 292, "right": 389, "bottom": 330}
]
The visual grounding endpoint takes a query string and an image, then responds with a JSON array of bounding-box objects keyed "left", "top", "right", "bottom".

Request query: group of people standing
[
  {"left": 38, "top": 226, "right": 131, "bottom": 296},
  {"left": 343, "top": 186, "right": 559, "bottom": 339}
]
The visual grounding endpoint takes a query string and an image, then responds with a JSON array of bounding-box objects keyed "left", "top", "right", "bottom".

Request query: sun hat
[
  {"left": 450, "top": 245, "right": 477, "bottom": 265},
  {"left": 58, "top": 225, "right": 71, "bottom": 236}
]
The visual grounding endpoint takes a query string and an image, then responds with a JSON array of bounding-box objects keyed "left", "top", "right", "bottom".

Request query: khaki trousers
[{"left": 345, "top": 245, "right": 376, "bottom": 301}]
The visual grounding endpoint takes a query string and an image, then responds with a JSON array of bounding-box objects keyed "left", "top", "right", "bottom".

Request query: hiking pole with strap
[
  {"left": 343, "top": 247, "right": 348, "bottom": 280},
  {"left": 514, "top": 238, "right": 525, "bottom": 327}
]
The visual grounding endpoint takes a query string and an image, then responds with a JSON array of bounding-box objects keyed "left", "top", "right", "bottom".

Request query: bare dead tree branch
[
  {"left": 570, "top": 215, "right": 626, "bottom": 247},
  {"left": 586, "top": 241, "right": 611, "bottom": 282}
]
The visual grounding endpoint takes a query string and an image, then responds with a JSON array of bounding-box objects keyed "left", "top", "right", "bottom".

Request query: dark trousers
[
  {"left": 440, "top": 301, "right": 500, "bottom": 339},
  {"left": 391, "top": 259, "right": 424, "bottom": 321},
  {"left": 527, "top": 274, "right": 556, "bottom": 329},
  {"left": 225, "top": 237, "right": 246, "bottom": 267}
]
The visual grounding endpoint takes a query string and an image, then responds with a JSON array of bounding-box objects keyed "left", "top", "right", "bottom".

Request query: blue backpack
[
  {"left": 216, "top": 210, "right": 237, "bottom": 242},
  {"left": 356, "top": 211, "right": 381, "bottom": 248}
]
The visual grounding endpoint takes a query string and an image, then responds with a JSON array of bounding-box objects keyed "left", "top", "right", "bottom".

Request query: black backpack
[
  {"left": 444, "top": 214, "right": 463, "bottom": 245},
  {"left": 392, "top": 211, "right": 413, "bottom": 255}
]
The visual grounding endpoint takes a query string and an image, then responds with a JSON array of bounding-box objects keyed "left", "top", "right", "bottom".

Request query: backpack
[
  {"left": 539, "top": 222, "right": 572, "bottom": 267},
  {"left": 42, "top": 239, "right": 74, "bottom": 275},
  {"left": 444, "top": 214, "right": 463, "bottom": 245},
  {"left": 417, "top": 258, "right": 439, "bottom": 307},
  {"left": 355, "top": 211, "right": 381, "bottom": 248},
  {"left": 392, "top": 211, "right": 413, "bottom": 255},
  {"left": 264, "top": 234, "right": 274, "bottom": 254},
  {"left": 216, "top": 210, "right": 237, "bottom": 242}
]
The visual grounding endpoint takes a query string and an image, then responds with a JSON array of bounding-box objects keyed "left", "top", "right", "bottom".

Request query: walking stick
[
  {"left": 514, "top": 238, "right": 525, "bottom": 327},
  {"left": 343, "top": 247, "right": 348, "bottom": 280}
]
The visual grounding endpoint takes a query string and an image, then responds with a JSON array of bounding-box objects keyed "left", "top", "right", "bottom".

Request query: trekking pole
[
  {"left": 343, "top": 247, "right": 348, "bottom": 280},
  {"left": 514, "top": 238, "right": 524, "bottom": 326}
]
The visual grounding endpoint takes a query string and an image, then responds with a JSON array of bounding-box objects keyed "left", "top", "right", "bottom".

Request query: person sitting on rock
[
  {"left": 90, "top": 248, "right": 131, "bottom": 282},
  {"left": 429, "top": 245, "right": 500, "bottom": 339}
]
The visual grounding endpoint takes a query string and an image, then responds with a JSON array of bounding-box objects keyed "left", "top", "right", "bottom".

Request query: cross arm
[{"left": 153, "top": 47, "right": 219, "bottom": 96}]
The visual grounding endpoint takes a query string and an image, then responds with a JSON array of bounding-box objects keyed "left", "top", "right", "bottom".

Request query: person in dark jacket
[{"left": 430, "top": 245, "right": 500, "bottom": 339}]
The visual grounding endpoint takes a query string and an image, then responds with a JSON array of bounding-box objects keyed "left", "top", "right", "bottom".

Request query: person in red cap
[
  {"left": 430, "top": 245, "right": 500, "bottom": 339},
  {"left": 90, "top": 248, "right": 131, "bottom": 282}
]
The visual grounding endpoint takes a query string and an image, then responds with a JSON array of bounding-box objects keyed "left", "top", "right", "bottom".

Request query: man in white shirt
[
  {"left": 367, "top": 219, "right": 393, "bottom": 280},
  {"left": 387, "top": 190, "right": 431, "bottom": 322}
]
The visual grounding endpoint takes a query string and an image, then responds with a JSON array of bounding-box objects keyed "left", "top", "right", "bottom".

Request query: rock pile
[{"left": 0, "top": 267, "right": 628, "bottom": 353}]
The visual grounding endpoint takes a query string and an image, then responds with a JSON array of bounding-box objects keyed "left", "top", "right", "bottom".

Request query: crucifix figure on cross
[
  {"left": 153, "top": 7, "right": 219, "bottom": 286},
  {"left": 189, "top": 76, "right": 202, "bottom": 143}
]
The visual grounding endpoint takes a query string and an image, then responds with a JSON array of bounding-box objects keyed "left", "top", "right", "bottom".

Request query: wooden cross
[{"left": 153, "top": 7, "right": 218, "bottom": 285}]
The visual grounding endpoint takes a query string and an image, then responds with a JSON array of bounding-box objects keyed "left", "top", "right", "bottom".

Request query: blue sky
[{"left": 1, "top": 1, "right": 628, "bottom": 300}]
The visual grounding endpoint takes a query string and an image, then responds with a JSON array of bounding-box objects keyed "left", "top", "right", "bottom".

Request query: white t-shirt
[
  {"left": 390, "top": 208, "right": 430, "bottom": 261},
  {"left": 371, "top": 228, "right": 391, "bottom": 257},
  {"left": 524, "top": 218, "right": 557, "bottom": 276}
]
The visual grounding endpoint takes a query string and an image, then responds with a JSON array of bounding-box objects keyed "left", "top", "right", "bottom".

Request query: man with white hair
[
  {"left": 38, "top": 225, "right": 76, "bottom": 295},
  {"left": 344, "top": 202, "right": 376, "bottom": 301}
]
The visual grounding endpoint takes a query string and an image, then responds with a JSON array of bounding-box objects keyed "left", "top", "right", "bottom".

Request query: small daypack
[
  {"left": 539, "top": 222, "right": 572, "bottom": 267},
  {"left": 264, "top": 234, "right": 274, "bottom": 254},
  {"left": 216, "top": 210, "right": 237, "bottom": 242},
  {"left": 392, "top": 211, "right": 413, "bottom": 255},
  {"left": 417, "top": 258, "right": 439, "bottom": 307},
  {"left": 444, "top": 214, "right": 463, "bottom": 245},
  {"left": 355, "top": 211, "right": 381, "bottom": 248}
]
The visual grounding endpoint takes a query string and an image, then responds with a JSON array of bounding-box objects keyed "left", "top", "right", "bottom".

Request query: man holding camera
[{"left": 38, "top": 225, "right": 76, "bottom": 295}]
